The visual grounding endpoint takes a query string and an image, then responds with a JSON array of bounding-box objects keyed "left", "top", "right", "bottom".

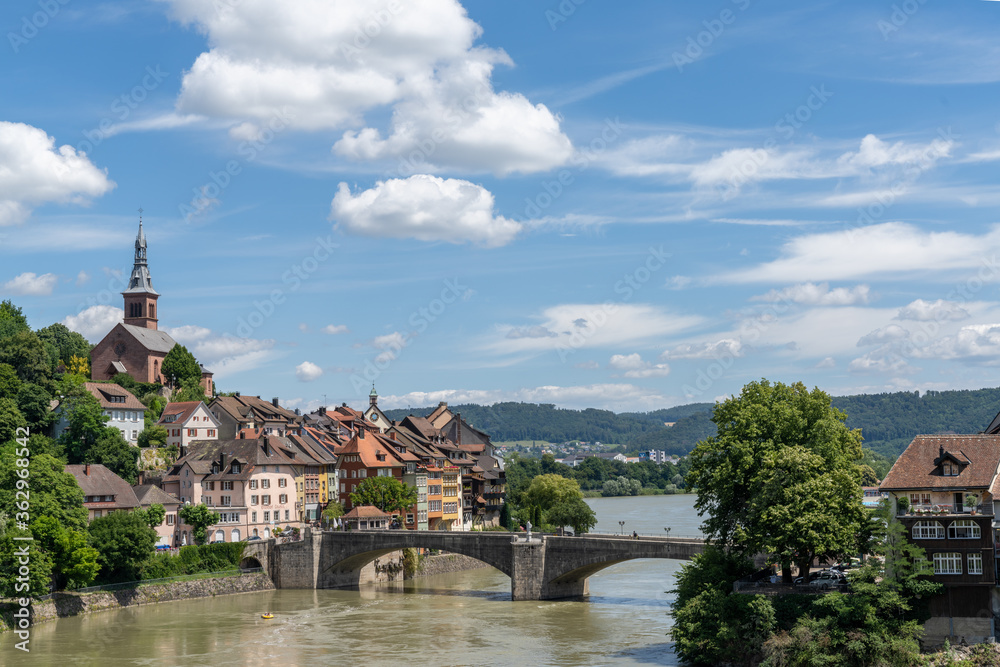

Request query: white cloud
[
  {"left": 507, "top": 325, "right": 557, "bottom": 339},
  {"left": 848, "top": 347, "right": 919, "bottom": 375},
  {"left": 164, "top": 325, "right": 213, "bottom": 344},
  {"left": 3, "top": 272, "right": 58, "bottom": 296},
  {"left": 298, "top": 323, "right": 309, "bottom": 333},
  {"left": 666, "top": 275, "right": 692, "bottom": 290},
  {"left": 752, "top": 282, "right": 871, "bottom": 306},
  {"left": 662, "top": 338, "right": 744, "bottom": 360},
  {"left": 609, "top": 353, "right": 645, "bottom": 371},
  {"left": 722, "top": 222, "right": 1000, "bottom": 283},
  {"left": 369, "top": 331, "right": 409, "bottom": 364},
  {"left": 0, "top": 121, "right": 114, "bottom": 225},
  {"left": 62, "top": 305, "right": 123, "bottom": 342},
  {"left": 331, "top": 175, "right": 521, "bottom": 247},
  {"left": 75, "top": 270, "right": 90, "bottom": 286},
  {"left": 836, "top": 134, "right": 951, "bottom": 171},
  {"left": 322, "top": 324, "right": 349, "bottom": 335},
  {"left": 161, "top": 0, "right": 571, "bottom": 174},
  {"left": 896, "top": 299, "right": 970, "bottom": 322},
  {"left": 857, "top": 324, "right": 910, "bottom": 347},
  {"left": 491, "top": 303, "right": 704, "bottom": 355},
  {"left": 165, "top": 324, "right": 276, "bottom": 377},
  {"left": 919, "top": 324, "right": 1000, "bottom": 362},
  {"left": 816, "top": 357, "right": 836, "bottom": 369},
  {"left": 296, "top": 361, "right": 324, "bottom": 382}
]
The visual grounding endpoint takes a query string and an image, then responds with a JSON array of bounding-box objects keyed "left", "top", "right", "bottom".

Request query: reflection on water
[{"left": 5, "top": 496, "right": 698, "bottom": 666}]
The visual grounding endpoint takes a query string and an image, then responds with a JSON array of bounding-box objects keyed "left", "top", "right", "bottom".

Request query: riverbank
[{"left": 0, "top": 571, "right": 274, "bottom": 633}]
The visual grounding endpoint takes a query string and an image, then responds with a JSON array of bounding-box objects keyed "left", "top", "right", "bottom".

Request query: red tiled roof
[
  {"left": 343, "top": 505, "right": 391, "bottom": 518},
  {"left": 880, "top": 435, "right": 1000, "bottom": 492},
  {"left": 158, "top": 401, "right": 212, "bottom": 427},
  {"left": 339, "top": 429, "right": 402, "bottom": 468},
  {"left": 66, "top": 464, "right": 141, "bottom": 510},
  {"left": 83, "top": 382, "right": 146, "bottom": 411}
]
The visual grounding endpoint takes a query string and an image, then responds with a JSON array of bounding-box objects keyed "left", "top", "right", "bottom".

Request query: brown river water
[{"left": 3, "top": 494, "right": 703, "bottom": 666}]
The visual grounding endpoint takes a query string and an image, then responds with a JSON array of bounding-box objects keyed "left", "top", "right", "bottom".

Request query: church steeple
[{"left": 122, "top": 210, "right": 160, "bottom": 330}]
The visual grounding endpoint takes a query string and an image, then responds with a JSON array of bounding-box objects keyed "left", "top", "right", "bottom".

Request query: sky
[{"left": 3, "top": 0, "right": 1000, "bottom": 414}]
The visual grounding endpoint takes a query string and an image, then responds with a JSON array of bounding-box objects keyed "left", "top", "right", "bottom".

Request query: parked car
[
  {"left": 807, "top": 572, "right": 845, "bottom": 590},
  {"left": 246, "top": 535, "right": 263, "bottom": 541}
]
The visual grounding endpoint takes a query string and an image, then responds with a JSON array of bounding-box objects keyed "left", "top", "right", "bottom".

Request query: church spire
[{"left": 122, "top": 209, "right": 160, "bottom": 330}]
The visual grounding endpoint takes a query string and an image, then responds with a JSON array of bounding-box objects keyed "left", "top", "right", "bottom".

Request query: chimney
[
  {"left": 319, "top": 406, "right": 326, "bottom": 416},
  {"left": 456, "top": 413, "right": 462, "bottom": 446},
  {"left": 219, "top": 453, "right": 226, "bottom": 472},
  {"left": 439, "top": 401, "right": 447, "bottom": 408},
  {"left": 389, "top": 432, "right": 397, "bottom": 441},
  {"left": 272, "top": 397, "right": 279, "bottom": 408},
  {"left": 138, "top": 471, "right": 145, "bottom": 486},
  {"left": 84, "top": 463, "right": 90, "bottom": 476}
]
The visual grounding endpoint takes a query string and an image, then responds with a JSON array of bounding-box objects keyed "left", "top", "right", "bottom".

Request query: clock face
[
  {"left": 371, "top": 413, "right": 378, "bottom": 421},
  {"left": 114, "top": 342, "right": 127, "bottom": 357}
]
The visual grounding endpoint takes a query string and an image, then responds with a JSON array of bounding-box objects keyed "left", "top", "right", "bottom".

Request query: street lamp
[
  {"left": 619, "top": 520, "right": 625, "bottom": 536},
  {"left": 664, "top": 527, "right": 671, "bottom": 536}
]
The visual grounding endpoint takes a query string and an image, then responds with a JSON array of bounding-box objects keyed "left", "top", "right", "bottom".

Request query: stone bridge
[{"left": 243, "top": 531, "right": 706, "bottom": 600}]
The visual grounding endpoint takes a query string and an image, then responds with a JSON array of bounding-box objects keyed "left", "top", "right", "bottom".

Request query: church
[{"left": 90, "top": 217, "right": 213, "bottom": 396}]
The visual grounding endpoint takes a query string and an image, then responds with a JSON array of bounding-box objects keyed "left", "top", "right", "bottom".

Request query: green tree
[
  {"left": 0, "top": 526, "right": 53, "bottom": 598},
  {"left": 179, "top": 503, "right": 220, "bottom": 546},
  {"left": 17, "top": 381, "right": 54, "bottom": 430},
  {"left": 687, "top": 380, "right": 865, "bottom": 580},
  {"left": 0, "top": 300, "right": 30, "bottom": 340},
  {"left": 0, "top": 451, "right": 88, "bottom": 532},
  {"left": 36, "top": 323, "right": 91, "bottom": 368},
  {"left": 80, "top": 424, "right": 141, "bottom": 485},
  {"left": 0, "top": 330, "right": 52, "bottom": 383},
  {"left": 30, "top": 516, "right": 100, "bottom": 590},
  {"left": 161, "top": 344, "right": 201, "bottom": 388},
  {"left": 137, "top": 424, "right": 168, "bottom": 448},
  {"left": 350, "top": 476, "right": 418, "bottom": 514},
  {"left": 59, "top": 390, "right": 109, "bottom": 463},
  {"left": 144, "top": 503, "right": 166, "bottom": 530},
  {"left": 322, "top": 501, "right": 344, "bottom": 522},
  {"left": 523, "top": 473, "right": 584, "bottom": 511},
  {"left": 0, "top": 397, "right": 26, "bottom": 444},
  {"left": 173, "top": 377, "right": 207, "bottom": 402},
  {"left": 545, "top": 497, "right": 597, "bottom": 534},
  {"left": 499, "top": 502, "right": 513, "bottom": 530},
  {"left": 89, "top": 510, "right": 158, "bottom": 583},
  {"left": 0, "top": 362, "right": 21, "bottom": 399}
]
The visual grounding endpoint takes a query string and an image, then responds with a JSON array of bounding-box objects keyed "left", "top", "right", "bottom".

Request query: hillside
[{"left": 385, "top": 387, "right": 1000, "bottom": 461}]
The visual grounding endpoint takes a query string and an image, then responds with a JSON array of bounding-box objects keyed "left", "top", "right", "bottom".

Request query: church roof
[
  {"left": 120, "top": 322, "right": 176, "bottom": 353},
  {"left": 123, "top": 219, "right": 159, "bottom": 295}
]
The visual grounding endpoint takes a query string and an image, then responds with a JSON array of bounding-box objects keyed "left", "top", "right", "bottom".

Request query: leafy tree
[
  {"left": 137, "top": 424, "right": 168, "bottom": 449},
  {"left": 0, "top": 330, "right": 52, "bottom": 383},
  {"left": 17, "top": 381, "right": 54, "bottom": 430},
  {"left": 161, "top": 344, "right": 201, "bottom": 388},
  {"left": 179, "top": 503, "right": 220, "bottom": 546},
  {"left": 0, "top": 363, "right": 21, "bottom": 399},
  {"left": 36, "top": 323, "right": 91, "bottom": 368},
  {"left": 0, "top": 300, "right": 30, "bottom": 340},
  {"left": 523, "top": 473, "right": 584, "bottom": 511},
  {"left": 89, "top": 510, "right": 158, "bottom": 583},
  {"left": 67, "top": 354, "right": 90, "bottom": 377},
  {"left": 0, "top": 451, "right": 88, "bottom": 532},
  {"left": 322, "top": 501, "right": 344, "bottom": 521},
  {"left": 0, "top": 397, "right": 26, "bottom": 444},
  {"left": 499, "top": 502, "right": 512, "bottom": 530},
  {"left": 144, "top": 503, "right": 166, "bottom": 529},
  {"left": 59, "top": 390, "right": 109, "bottom": 463},
  {"left": 174, "top": 377, "right": 208, "bottom": 402},
  {"left": 111, "top": 373, "right": 138, "bottom": 392},
  {"left": 688, "top": 380, "right": 865, "bottom": 580},
  {"left": 350, "top": 476, "right": 418, "bottom": 514},
  {"left": 545, "top": 497, "right": 597, "bottom": 534},
  {"left": 0, "top": 526, "right": 53, "bottom": 598},
  {"left": 30, "top": 516, "right": 100, "bottom": 590}
]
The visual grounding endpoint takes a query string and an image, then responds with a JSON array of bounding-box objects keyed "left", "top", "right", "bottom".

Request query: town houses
[{"left": 54, "top": 217, "right": 507, "bottom": 551}]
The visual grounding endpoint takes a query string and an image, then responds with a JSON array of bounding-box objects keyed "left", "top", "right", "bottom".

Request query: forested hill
[{"left": 385, "top": 386, "right": 1000, "bottom": 461}]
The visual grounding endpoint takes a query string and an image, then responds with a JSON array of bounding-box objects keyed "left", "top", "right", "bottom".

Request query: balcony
[{"left": 898, "top": 503, "right": 993, "bottom": 517}]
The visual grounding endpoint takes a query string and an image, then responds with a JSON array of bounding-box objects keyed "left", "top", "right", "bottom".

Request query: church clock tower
[{"left": 122, "top": 213, "right": 160, "bottom": 330}]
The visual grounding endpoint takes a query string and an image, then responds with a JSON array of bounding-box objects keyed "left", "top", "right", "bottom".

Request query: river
[{"left": 5, "top": 494, "right": 703, "bottom": 666}]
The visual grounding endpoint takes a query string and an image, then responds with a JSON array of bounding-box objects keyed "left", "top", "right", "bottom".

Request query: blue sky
[{"left": 4, "top": 0, "right": 1000, "bottom": 413}]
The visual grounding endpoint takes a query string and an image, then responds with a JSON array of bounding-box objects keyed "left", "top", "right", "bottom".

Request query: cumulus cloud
[
  {"left": 166, "top": 324, "right": 276, "bottom": 377},
  {"left": 331, "top": 175, "right": 521, "bottom": 247},
  {"left": 322, "top": 324, "right": 349, "bottom": 334},
  {"left": 75, "top": 270, "right": 90, "bottom": 286},
  {"left": 0, "top": 121, "right": 114, "bottom": 225},
  {"left": 609, "top": 353, "right": 670, "bottom": 378},
  {"left": 63, "top": 305, "right": 123, "bottom": 342},
  {"left": 848, "top": 347, "right": 919, "bottom": 375},
  {"left": 662, "top": 338, "right": 744, "bottom": 360},
  {"left": 896, "top": 299, "right": 970, "bottom": 322},
  {"left": 368, "top": 331, "right": 409, "bottom": 364},
  {"left": 161, "top": 0, "right": 571, "bottom": 174},
  {"left": 3, "top": 272, "right": 58, "bottom": 296},
  {"left": 752, "top": 282, "right": 871, "bottom": 306},
  {"left": 857, "top": 324, "right": 910, "bottom": 347},
  {"left": 296, "top": 361, "right": 324, "bottom": 382},
  {"left": 815, "top": 357, "right": 836, "bottom": 369},
  {"left": 918, "top": 324, "right": 1000, "bottom": 362}
]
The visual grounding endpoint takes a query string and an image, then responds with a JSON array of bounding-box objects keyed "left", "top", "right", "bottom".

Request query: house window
[
  {"left": 406, "top": 513, "right": 414, "bottom": 524},
  {"left": 251, "top": 495, "right": 258, "bottom": 505},
  {"left": 948, "top": 520, "right": 980, "bottom": 539},
  {"left": 208, "top": 430, "right": 216, "bottom": 438},
  {"left": 231, "top": 462, "right": 240, "bottom": 473},
  {"left": 418, "top": 510, "right": 427, "bottom": 522},
  {"left": 912, "top": 521, "right": 944, "bottom": 539},
  {"left": 340, "top": 483, "right": 345, "bottom": 492},
  {"left": 249, "top": 480, "right": 258, "bottom": 490},
  {"left": 222, "top": 481, "right": 234, "bottom": 491},
  {"left": 189, "top": 429, "right": 197, "bottom": 437},
  {"left": 429, "top": 500, "right": 441, "bottom": 512},
  {"left": 933, "top": 552, "right": 962, "bottom": 575},
  {"left": 968, "top": 552, "right": 983, "bottom": 575},
  {"left": 252, "top": 512, "right": 257, "bottom": 523},
  {"left": 279, "top": 494, "right": 287, "bottom": 504},
  {"left": 279, "top": 478, "right": 287, "bottom": 488},
  {"left": 429, "top": 485, "right": 441, "bottom": 496},
  {"left": 166, "top": 515, "right": 175, "bottom": 525},
  {"left": 264, "top": 511, "right": 270, "bottom": 522},
  {"left": 444, "top": 502, "right": 458, "bottom": 514},
  {"left": 262, "top": 479, "right": 270, "bottom": 489},
  {"left": 359, "top": 469, "right": 367, "bottom": 478},
  {"left": 378, "top": 469, "right": 391, "bottom": 477},
  {"left": 285, "top": 510, "right": 289, "bottom": 521},
  {"left": 909, "top": 493, "right": 931, "bottom": 506},
  {"left": 942, "top": 463, "right": 958, "bottom": 476},
  {"left": 221, "top": 496, "right": 232, "bottom": 506},
  {"left": 205, "top": 481, "right": 215, "bottom": 491},
  {"left": 205, "top": 497, "right": 211, "bottom": 506},
  {"left": 262, "top": 495, "right": 271, "bottom": 505}
]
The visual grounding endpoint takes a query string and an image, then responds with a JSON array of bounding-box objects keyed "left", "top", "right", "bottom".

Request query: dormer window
[
  {"left": 212, "top": 465, "right": 220, "bottom": 474},
  {"left": 942, "top": 463, "right": 959, "bottom": 476},
  {"left": 231, "top": 462, "right": 241, "bottom": 474}
]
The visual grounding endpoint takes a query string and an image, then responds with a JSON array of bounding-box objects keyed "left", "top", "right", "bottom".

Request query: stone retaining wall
[
  {"left": 412, "top": 552, "right": 493, "bottom": 578},
  {"left": 0, "top": 572, "right": 274, "bottom": 632}
]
